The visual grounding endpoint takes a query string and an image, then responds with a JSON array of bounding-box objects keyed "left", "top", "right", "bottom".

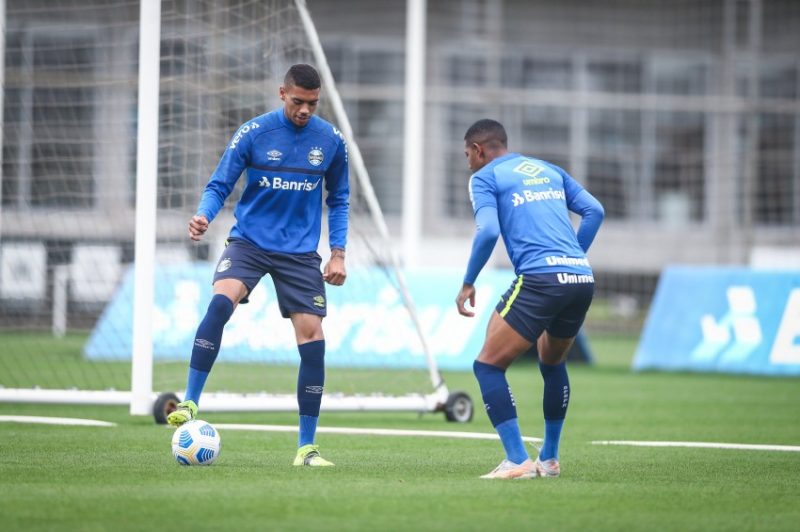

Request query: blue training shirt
[
  {"left": 196, "top": 109, "right": 349, "bottom": 254},
  {"left": 466, "top": 153, "right": 603, "bottom": 282}
]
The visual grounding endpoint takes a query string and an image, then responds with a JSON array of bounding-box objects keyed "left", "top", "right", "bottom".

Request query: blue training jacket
[
  {"left": 465, "top": 153, "right": 604, "bottom": 283},
  {"left": 196, "top": 109, "right": 349, "bottom": 254}
]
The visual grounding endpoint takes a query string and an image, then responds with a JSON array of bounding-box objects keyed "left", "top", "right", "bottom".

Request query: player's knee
[
  {"left": 473, "top": 358, "right": 503, "bottom": 378},
  {"left": 206, "top": 294, "right": 235, "bottom": 325},
  {"left": 298, "top": 339, "right": 325, "bottom": 367},
  {"left": 537, "top": 332, "right": 572, "bottom": 365}
]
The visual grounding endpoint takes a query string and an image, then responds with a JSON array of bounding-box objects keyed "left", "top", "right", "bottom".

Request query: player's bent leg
[
  {"left": 477, "top": 311, "right": 532, "bottom": 368},
  {"left": 537, "top": 332, "right": 574, "bottom": 366},
  {"left": 474, "top": 312, "right": 536, "bottom": 476},
  {"left": 290, "top": 313, "right": 327, "bottom": 462},
  {"left": 536, "top": 331, "right": 574, "bottom": 471},
  {"left": 179, "top": 283, "right": 243, "bottom": 419}
]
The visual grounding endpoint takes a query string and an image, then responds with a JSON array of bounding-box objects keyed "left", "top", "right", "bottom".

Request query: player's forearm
[
  {"left": 195, "top": 182, "right": 230, "bottom": 222},
  {"left": 572, "top": 191, "right": 605, "bottom": 252},
  {"left": 327, "top": 200, "right": 349, "bottom": 250},
  {"left": 463, "top": 206, "right": 500, "bottom": 285}
]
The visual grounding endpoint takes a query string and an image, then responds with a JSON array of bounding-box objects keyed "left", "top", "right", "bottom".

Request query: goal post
[{"left": 130, "top": 0, "right": 161, "bottom": 416}]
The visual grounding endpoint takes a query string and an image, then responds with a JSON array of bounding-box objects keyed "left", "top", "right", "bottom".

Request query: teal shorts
[{"left": 496, "top": 273, "right": 594, "bottom": 342}]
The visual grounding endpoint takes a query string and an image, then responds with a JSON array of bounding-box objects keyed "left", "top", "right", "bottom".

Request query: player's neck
[{"left": 485, "top": 148, "right": 508, "bottom": 164}]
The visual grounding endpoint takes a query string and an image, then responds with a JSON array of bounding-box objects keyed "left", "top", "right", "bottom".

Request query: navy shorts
[
  {"left": 212, "top": 238, "right": 326, "bottom": 318},
  {"left": 495, "top": 273, "right": 594, "bottom": 343}
]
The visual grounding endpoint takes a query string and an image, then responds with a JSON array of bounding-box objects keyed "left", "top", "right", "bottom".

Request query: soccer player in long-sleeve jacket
[
  {"left": 167, "top": 64, "right": 349, "bottom": 467},
  {"left": 455, "top": 119, "right": 604, "bottom": 479}
]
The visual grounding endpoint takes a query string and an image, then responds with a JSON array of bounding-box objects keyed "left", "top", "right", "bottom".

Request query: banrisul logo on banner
[
  {"left": 83, "top": 265, "right": 525, "bottom": 371},
  {"left": 634, "top": 267, "right": 800, "bottom": 376}
]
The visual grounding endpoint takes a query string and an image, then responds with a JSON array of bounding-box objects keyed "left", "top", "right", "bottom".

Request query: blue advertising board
[
  {"left": 633, "top": 267, "right": 800, "bottom": 376},
  {"left": 85, "top": 264, "right": 530, "bottom": 371}
]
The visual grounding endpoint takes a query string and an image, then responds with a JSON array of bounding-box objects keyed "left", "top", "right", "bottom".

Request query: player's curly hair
[
  {"left": 464, "top": 119, "right": 508, "bottom": 148},
  {"left": 285, "top": 64, "right": 321, "bottom": 90}
]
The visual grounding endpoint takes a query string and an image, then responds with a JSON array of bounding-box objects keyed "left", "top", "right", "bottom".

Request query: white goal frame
[{"left": 0, "top": 0, "right": 461, "bottom": 420}]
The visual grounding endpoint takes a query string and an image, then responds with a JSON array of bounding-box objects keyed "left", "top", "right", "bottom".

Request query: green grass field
[{"left": 1, "top": 334, "right": 799, "bottom": 531}]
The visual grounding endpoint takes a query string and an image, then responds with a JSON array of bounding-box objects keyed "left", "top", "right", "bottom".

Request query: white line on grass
[
  {"left": 214, "top": 423, "right": 543, "bottom": 443},
  {"left": 592, "top": 440, "right": 800, "bottom": 452},
  {"left": 0, "top": 415, "right": 116, "bottom": 427},
  {"left": 4, "top": 416, "right": 792, "bottom": 453}
]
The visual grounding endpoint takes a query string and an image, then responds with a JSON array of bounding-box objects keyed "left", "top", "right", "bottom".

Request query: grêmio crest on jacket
[{"left": 307, "top": 146, "right": 324, "bottom": 167}]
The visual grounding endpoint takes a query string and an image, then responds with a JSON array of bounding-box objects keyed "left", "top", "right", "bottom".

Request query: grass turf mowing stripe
[
  {"left": 592, "top": 440, "right": 800, "bottom": 452},
  {"left": 0, "top": 415, "right": 116, "bottom": 427},
  {"left": 214, "top": 423, "right": 543, "bottom": 442}
]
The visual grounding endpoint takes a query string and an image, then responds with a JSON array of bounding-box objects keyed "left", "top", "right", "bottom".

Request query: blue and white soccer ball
[{"left": 171, "top": 420, "right": 221, "bottom": 466}]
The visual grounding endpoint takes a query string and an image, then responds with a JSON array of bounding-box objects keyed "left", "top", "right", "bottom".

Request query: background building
[{"left": 2, "top": 0, "right": 799, "bottom": 334}]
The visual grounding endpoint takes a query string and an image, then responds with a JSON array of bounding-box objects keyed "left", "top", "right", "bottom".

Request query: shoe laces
[{"left": 491, "top": 459, "right": 517, "bottom": 473}]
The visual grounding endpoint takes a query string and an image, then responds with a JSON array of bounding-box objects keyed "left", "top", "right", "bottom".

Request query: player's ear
[{"left": 279, "top": 86, "right": 286, "bottom": 101}]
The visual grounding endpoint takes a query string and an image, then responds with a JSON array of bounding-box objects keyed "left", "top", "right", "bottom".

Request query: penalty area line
[
  {"left": 0, "top": 415, "right": 116, "bottom": 427},
  {"left": 592, "top": 440, "right": 800, "bottom": 453},
  {"left": 215, "top": 423, "right": 542, "bottom": 443}
]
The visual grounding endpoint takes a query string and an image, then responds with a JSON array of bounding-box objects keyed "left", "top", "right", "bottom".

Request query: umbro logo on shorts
[
  {"left": 313, "top": 295, "right": 325, "bottom": 307},
  {"left": 217, "top": 258, "right": 232, "bottom": 272}
]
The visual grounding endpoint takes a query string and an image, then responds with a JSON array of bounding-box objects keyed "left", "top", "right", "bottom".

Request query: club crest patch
[
  {"left": 308, "top": 147, "right": 324, "bottom": 166},
  {"left": 217, "top": 258, "right": 232, "bottom": 273}
]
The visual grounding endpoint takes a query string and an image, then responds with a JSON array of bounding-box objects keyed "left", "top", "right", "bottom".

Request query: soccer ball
[{"left": 171, "top": 420, "right": 221, "bottom": 466}]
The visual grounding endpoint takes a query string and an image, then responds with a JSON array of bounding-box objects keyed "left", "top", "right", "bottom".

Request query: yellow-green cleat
[
  {"left": 293, "top": 444, "right": 334, "bottom": 467},
  {"left": 166, "top": 400, "right": 198, "bottom": 427}
]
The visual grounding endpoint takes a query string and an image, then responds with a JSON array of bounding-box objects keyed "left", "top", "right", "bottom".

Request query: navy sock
[
  {"left": 297, "top": 340, "right": 325, "bottom": 445},
  {"left": 539, "top": 361, "right": 570, "bottom": 461},
  {"left": 185, "top": 294, "right": 234, "bottom": 405},
  {"left": 473, "top": 360, "right": 529, "bottom": 464}
]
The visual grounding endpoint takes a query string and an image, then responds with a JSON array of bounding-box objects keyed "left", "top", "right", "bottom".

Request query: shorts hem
[{"left": 280, "top": 307, "right": 327, "bottom": 319}]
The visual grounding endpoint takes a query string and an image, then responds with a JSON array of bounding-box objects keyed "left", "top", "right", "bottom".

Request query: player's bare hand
[
  {"left": 323, "top": 254, "right": 347, "bottom": 286},
  {"left": 456, "top": 283, "right": 476, "bottom": 317},
  {"left": 188, "top": 215, "right": 209, "bottom": 241}
]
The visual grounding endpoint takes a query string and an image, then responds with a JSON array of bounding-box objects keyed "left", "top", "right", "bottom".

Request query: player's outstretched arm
[
  {"left": 323, "top": 248, "right": 347, "bottom": 286},
  {"left": 188, "top": 214, "right": 209, "bottom": 241}
]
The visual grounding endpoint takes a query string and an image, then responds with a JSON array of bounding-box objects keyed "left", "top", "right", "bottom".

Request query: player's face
[
  {"left": 465, "top": 142, "right": 486, "bottom": 172},
  {"left": 280, "top": 85, "right": 320, "bottom": 127}
]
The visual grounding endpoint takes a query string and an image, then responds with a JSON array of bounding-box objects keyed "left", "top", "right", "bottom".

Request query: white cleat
[
  {"left": 535, "top": 457, "right": 560, "bottom": 477},
  {"left": 480, "top": 458, "right": 539, "bottom": 479}
]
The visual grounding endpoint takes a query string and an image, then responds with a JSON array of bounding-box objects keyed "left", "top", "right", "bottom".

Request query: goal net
[{"left": 0, "top": 0, "right": 470, "bottom": 422}]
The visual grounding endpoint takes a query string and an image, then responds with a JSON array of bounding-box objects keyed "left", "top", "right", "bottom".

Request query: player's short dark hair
[
  {"left": 464, "top": 119, "right": 508, "bottom": 148},
  {"left": 284, "top": 64, "right": 321, "bottom": 90}
]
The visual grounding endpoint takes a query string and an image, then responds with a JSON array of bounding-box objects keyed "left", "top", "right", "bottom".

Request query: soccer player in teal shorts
[
  {"left": 455, "top": 119, "right": 604, "bottom": 479},
  {"left": 168, "top": 64, "right": 349, "bottom": 467}
]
